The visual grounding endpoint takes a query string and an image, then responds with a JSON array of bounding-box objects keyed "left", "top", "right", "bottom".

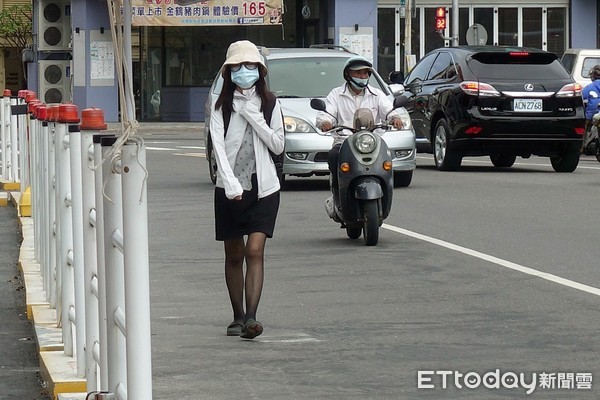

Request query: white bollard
[
  {"left": 1, "top": 89, "right": 11, "bottom": 180},
  {"left": 80, "top": 108, "right": 108, "bottom": 391},
  {"left": 61, "top": 104, "right": 86, "bottom": 376},
  {"left": 121, "top": 140, "right": 153, "bottom": 399},
  {"left": 100, "top": 135, "right": 127, "bottom": 395}
]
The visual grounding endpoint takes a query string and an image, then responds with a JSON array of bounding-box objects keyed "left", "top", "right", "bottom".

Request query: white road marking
[
  {"left": 146, "top": 146, "right": 174, "bottom": 151},
  {"left": 259, "top": 337, "right": 322, "bottom": 343},
  {"left": 416, "top": 155, "right": 600, "bottom": 170},
  {"left": 383, "top": 223, "right": 600, "bottom": 297},
  {"left": 174, "top": 152, "right": 205, "bottom": 158}
]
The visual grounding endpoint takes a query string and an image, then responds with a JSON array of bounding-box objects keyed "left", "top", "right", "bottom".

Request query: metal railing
[{"left": 3, "top": 93, "right": 153, "bottom": 400}]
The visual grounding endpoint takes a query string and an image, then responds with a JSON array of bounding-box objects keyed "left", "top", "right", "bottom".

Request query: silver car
[{"left": 204, "top": 46, "right": 416, "bottom": 187}]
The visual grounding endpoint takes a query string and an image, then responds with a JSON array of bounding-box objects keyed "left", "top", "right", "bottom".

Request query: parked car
[
  {"left": 204, "top": 46, "right": 417, "bottom": 187},
  {"left": 561, "top": 48, "right": 600, "bottom": 89},
  {"left": 390, "top": 46, "right": 585, "bottom": 172}
]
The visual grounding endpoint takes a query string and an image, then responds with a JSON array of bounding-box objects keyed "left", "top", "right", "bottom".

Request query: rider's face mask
[
  {"left": 348, "top": 68, "right": 371, "bottom": 89},
  {"left": 350, "top": 76, "right": 370, "bottom": 89},
  {"left": 231, "top": 64, "right": 260, "bottom": 89}
]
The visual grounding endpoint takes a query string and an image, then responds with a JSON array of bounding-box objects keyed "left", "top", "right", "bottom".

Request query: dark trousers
[{"left": 327, "top": 144, "right": 342, "bottom": 202}]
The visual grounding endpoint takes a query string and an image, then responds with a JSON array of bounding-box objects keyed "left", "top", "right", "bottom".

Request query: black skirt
[{"left": 214, "top": 175, "right": 280, "bottom": 241}]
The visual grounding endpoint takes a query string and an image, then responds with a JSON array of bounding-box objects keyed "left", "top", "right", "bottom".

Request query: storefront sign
[{"left": 131, "top": 0, "right": 283, "bottom": 26}]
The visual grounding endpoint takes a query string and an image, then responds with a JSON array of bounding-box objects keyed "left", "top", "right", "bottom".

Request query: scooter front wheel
[{"left": 363, "top": 200, "right": 379, "bottom": 246}]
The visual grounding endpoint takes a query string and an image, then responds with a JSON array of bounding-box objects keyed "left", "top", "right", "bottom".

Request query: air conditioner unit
[
  {"left": 37, "top": 0, "right": 71, "bottom": 51},
  {"left": 38, "top": 60, "right": 71, "bottom": 104}
]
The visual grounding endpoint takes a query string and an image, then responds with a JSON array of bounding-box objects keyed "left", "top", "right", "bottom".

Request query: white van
[{"left": 561, "top": 49, "right": 600, "bottom": 88}]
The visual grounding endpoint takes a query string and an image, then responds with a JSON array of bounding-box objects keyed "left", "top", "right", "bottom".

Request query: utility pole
[
  {"left": 404, "top": 0, "right": 412, "bottom": 73},
  {"left": 452, "top": 0, "right": 459, "bottom": 46}
]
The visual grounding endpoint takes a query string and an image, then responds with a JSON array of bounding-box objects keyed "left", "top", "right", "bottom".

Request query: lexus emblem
[{"left": 524, "top": 84, "right": 534, "bottom": 91}]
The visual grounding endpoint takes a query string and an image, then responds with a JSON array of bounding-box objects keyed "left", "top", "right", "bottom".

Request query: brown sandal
[{"left": 241, "top": 319, "right": 263, "bottom": 339}]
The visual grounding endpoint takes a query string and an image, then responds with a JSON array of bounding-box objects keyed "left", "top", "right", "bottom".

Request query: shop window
[
  {"left": 458, "top": 8, "right": 470, "bottom": 46},
  {"left": 498, "top": 8, "right": 518, "bottom": 46},
  {"left": 473, "top": 8, "right": 493, "bottom": 45},
  {"left": 425, "top": 8, "right": 445, "bottom": 53},
  {"left": 547, "top": 8, "right": 566, "bottom": 57},
  {"left": 377, "top": 8, "right": 395, "bottom": 82},
  {"left": 523, "top": 8, "right": 542, "bottom": 49}
]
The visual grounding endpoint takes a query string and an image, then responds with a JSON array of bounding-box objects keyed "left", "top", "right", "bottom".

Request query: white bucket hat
[{"left": 222, "top": 40, "right": 267, "bottom": 75}]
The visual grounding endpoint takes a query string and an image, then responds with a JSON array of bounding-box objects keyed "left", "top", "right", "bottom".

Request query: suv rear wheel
[
  {"left": 433, "top": 119, "right": 462, "bottom": 171},
  {"left": 490, "top": 153, "right": 517, "bottom": 168},
  {"left": 550, "top": 150, "right": 580, "bottom": 172}
]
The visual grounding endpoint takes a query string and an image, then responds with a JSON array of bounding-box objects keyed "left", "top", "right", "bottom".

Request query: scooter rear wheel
[{"left": 363, "top": 200, "right": 379, "bottom": 246}]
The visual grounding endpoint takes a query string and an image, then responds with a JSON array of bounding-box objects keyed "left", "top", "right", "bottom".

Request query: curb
[{"left": 10, "top": 193, "right": 88, "bottom": 400}]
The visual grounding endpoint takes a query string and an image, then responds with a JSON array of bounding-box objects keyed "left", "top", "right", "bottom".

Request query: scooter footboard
[{"left": 353, "top": 178, "right": 383, "bottom": 200}]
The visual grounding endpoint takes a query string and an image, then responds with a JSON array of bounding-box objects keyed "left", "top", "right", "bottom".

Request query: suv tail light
[
  {"left": 460, "top": 81, "right": 501, "bottom": 97},
  {"left": 556, "top": 83, "right": 582, "bottom": 97}
]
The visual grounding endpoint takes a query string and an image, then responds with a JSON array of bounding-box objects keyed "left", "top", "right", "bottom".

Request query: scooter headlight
[{"left": 355, "top": 133, "right": 377, "bottom": 153}]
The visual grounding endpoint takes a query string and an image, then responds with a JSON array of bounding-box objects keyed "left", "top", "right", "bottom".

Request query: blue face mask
[
  {"left": 350, "top": 77, "right": 369, "bottom": 90},
  {"left": 231, "top": 65, "right": 260, "bottom": 89}
]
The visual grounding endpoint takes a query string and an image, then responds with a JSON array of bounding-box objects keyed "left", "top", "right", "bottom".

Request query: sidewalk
[
  {"left": 0, "top": 123, "right": 204, "bottom": 400},
  {"left": 0, "top": 197, "right": 50, "bottom": 399}
]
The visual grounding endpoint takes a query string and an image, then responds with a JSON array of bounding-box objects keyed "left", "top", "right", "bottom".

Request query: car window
[
  {"left": 267, "top": 57, "right": 348, "bottom": 98},
  {"left": 468, "top": 52, "right": 570, "bottom": 79},
  {"left": 211, "top": 54, "right": 390, "bottom": 99},
  {"left": 561, "top": 53, "right": 575, "bottom": 73},
  {"left": 581, "top": 57, "right": 600, "bottom": 80},
  {"left": 427, "top": 52, "right": 457, "bottom": 81},
  {"left": 404, "top": 53, "right": 436, "bottom": 85}
]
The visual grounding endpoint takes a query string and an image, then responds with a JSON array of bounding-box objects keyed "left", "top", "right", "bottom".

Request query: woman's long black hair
[{"left": 215, "top": 65, "right": 275, "bottom": 118}]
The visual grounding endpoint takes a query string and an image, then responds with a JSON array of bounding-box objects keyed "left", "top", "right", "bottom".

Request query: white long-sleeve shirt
[
  {"left": 316, "top": 83, "right": 400, "bottom": 145},
  {"left": 209, "top": 87, "right": 285, "bottom": 199}
]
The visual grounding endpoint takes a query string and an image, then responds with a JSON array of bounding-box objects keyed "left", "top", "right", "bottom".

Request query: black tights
[{"left": 223, "top": 232, "right": 267, "bottom": 323}]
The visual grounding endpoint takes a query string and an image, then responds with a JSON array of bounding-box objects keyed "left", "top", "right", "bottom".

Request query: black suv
[{"left": 391, "top": 46, "right": 585, "bottom": 172}]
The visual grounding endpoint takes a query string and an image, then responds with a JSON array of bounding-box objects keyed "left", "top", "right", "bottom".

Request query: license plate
[{"left": 513, "top": 99, "right": 543, "bottom": 112}]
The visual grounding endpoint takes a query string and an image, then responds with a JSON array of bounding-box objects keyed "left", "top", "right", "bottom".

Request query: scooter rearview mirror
[
  {"left": 311, "top": 98, "right": 339, "bottom": 126},
  {"left": 393, "top": 95, "right": 408, "bottom": 109},
  {"left": 310, "top": 98, "right": 327, "bottom": 111}
]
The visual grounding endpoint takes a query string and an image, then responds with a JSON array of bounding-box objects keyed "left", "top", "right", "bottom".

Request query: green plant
[{"left": 0, "top": 3, "right": 33, "bottom": 52}]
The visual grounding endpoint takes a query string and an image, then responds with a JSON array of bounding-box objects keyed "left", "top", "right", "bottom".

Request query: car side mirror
[
  {"left": 389, "top": 71, "right": 405, "bottom": 84},
  {"left": 310, "top": 98, "right": 327, "bottom": 111},
  {"left": 389, "top": 83, "right": 405, "bottom": 97}
]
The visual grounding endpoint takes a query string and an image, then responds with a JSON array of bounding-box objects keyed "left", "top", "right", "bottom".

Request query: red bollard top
[
  {"left": 3, "top": 89, "right": 11, "bottom": 97},
  {"left": 80, "top": 107, "right": 107, "bottom": 130},
  {"left": 28, "top": 99, "right": 41, "bottom": 114},
  {"left": 48, "top": 104, "right": 60, "bottom": 121},
  {"left": 58, "top": 103, "right": 80, "bottom": 124},
  {"left": 36, "top": 104, "right": 48, "bottom": 120},
  {"left": 25, "top": 91, "right": 37, "bottom": 103}
]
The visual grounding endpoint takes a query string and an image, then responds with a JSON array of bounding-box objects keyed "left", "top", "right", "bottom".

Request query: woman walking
[{"left": 209, "top": 40, "right": 284, "bottom": 339}]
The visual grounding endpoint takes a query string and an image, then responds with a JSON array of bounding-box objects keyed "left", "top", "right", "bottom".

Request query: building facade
[{"left": 19, "top": 0, "right": 600, "bottom": 122}]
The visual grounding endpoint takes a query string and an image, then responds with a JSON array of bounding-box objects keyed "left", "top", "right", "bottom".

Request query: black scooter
[
  {"left": 311, "top": 96, "right": 407, "bottom": 246},
  {"left": 583, "top": 113, "right": 600, "bottom": 163}
]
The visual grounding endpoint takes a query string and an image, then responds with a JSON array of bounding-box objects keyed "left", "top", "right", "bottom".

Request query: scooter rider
[
  {"left": 316, "top": 56, "right": 404, "bottom": 205},
  {"left": 581, "top": 65, "right": 600, "bottom": 154},
  {"left": 582, "top": 65, "right": 600, "bottom": 132}
]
